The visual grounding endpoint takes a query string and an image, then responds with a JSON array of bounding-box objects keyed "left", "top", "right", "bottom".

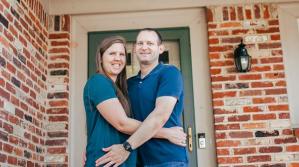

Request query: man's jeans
[{"left": 144, "top": 161, "right": 188, "bottom": 167}]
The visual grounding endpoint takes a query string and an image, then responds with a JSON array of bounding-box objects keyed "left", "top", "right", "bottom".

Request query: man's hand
[
  {"left": 166, "top": 127, "right": 187, "bottom": 147},
  {"left": 95, "top": 144, "right": 130, "bottom": 167}
]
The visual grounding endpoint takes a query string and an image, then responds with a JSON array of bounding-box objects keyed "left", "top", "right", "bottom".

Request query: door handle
[{"left": 188, "top": 126, "right": 193, "bottom": 152}]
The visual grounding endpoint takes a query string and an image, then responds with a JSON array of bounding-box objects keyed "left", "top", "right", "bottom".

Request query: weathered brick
[
  {"left": 255, "top": 130, "right": 279, "bottom": 137},
  {"left": 234, "top": 147, "right": 256, "bottom": 155},
  {"left": 247, "top": 155, "right": 271, "bottom": 163}
]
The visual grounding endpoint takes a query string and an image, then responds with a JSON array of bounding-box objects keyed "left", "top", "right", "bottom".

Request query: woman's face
[{"left": 102, "top": 43, "right": 126, "bottom": 81}]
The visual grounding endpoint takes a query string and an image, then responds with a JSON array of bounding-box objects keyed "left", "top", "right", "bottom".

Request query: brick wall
[
  {"left": 207, "top": 3, "right": 299, "bottom": 167},
  {"left": 0, "top": 0, "right": 48, "bottom": 166}
]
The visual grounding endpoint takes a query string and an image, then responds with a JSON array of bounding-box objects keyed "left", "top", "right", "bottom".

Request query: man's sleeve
[{"left": 156, "top": 66, "right": 183, "bottom": 100}]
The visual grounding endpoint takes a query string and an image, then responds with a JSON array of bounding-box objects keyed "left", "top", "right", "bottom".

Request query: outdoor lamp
[{"left": 234, "top": 40, "right": 251, "bottom": 72}]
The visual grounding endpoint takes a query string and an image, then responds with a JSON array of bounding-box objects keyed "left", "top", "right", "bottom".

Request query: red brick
[
  {"left": 213, "top": 100, "right": 224, "bottom": 107},
  {"left": 223, "top": 7, "right": 229, "bottom": 21},
  {"left": 252, "top": 97, "right": 276, "bottom": 104},
  {"left": 217, "top": 140, "right": 241, "bottom": 147},
  {"left": 208, "top": 38, "right": 219, "bottom": 44},
  {"left": 47, "top": 147, "right": 66, "bottom": 154},
  {"left": 208, "top": 23, "right": 217, "bottom": 29},
  {"left": 210, "top": 69, "right": 221, "bottom": 75},
  {"left": 213, "top": 91, "right": 237, "bottom": 99},
  {"left": 207, "top": 8, "right": 213, "bottom": 22},
  {"left": 251, "top": 82, "right": 273, "bottom": 88},
  {"left": 254, "top": 4, "right": 261, "bottom": 19},
  {"left": 6, "top": 82, "right": 16, "bottom": 94},
  {"left": 218, "top": 157, "right": 243, "bottom": 164},
  {"left": 290, "top": 163, "right": 299, "bottom": 167},
  {"left": 49, "top": 100, "right": 68, "bottom": 107},
  {"left": 234, "top": 148, "right": 256, "bottom": 155},
  {"left": 220, "top": 22, "right": 241, "bottom": 28},
  {"left": 251, "top": 66, "right": 271, "bottom": 72},
  {"left": 215, "top": 116, "right": 224, "bottom": 123},
  {"left": 232, "top": 29, "right": 249, "bottom": 35},
  {"left": 229, "top": 131, "right": 253, "bottom": 138},
  {"left": 256, "top": 27, "right": 280, "bottom": 34},
  {"left": 274, "top": 137, "right": 297, "bottom": 144},
  {"left": 269, "top": 19, "right": 279, "bottom": 25},
  {"left": 253, "top": 113, "right": 276, "bottom": 120},
  {"left": 294, "top": 128, "right": 299, "bottom": 137},
  {"left": 48, "top": 115, "right": 68, "bottom": 122},
  {"left": 209, "top": 46, "right": 233, "bottom": 52},
  {"left": 228, "top": 115, "right": 250, "bottom": 122},
  {"left": 263, "top": 5, "right": 270, "bottom": 19},
  {"left": 7, "top": 155, "right": 17, "bottom": 165},
  {"left": 210, "top": 60, "right": 234, "bottom": 67},
  {"left": 286, "top": 145, "right": 299, "bottom": 152},
  {"left": 239, "top": 74, "right": 261, "bottom": 80},
  {"left": 247, "top": 155, "right": 271, "bottom": 163},
  {"left": 242, "top": 123, "right": 266, "bottom": 129},
  {"left": 273, "top": 64, "right": 284, "bottom": 71},
  {"left": 243, "top": 106, "right": 263, "bottom": 113},
  {"left": 49, "top": 33, "right": 70, "bottom": 39},
  {"left": 208, "top": 30, "right": 229, "bottom": 36},
  {"left": 240, "top": 90, "right": 262, "bottom": 97},
  {"left": 279, "top": 113, "right": 290, "bottom": 119},
  {"left": 282, "top": 129, "right": 293, "bottom": 135},
  {"left": 258, "top": 42, "right": 281, "bottom": 49},
  {"left": 215, "top": 124, "right": 240, "bottom": 130},
  {"left": 259, "top": 146, "right": 282, "bottom": 153},
  {"left": 237, "top": 6, "right": 244, "bottom": 20},
  {"left": 275, "top": 80, "right": 286, "bottom": 87},
  {"left": 215, "top": 132, "right": 226, "bottom": 139},
  {"left": 217, "top": 148, "right": 229, "bottom": 155},
  {"left": 265, "top": 88, "right": 287, "bottom": 95},
  {"left": 271, "top": 34, "right": 280, "bottom": 41},
  {"left": 268, "top": 104, "right": 289, "bottom": 111},
  {"left": 211, "top": 76, "right": 236, "bottom": 82},
  {"left": 245, "top": 9, "right": 252, "bottom": 19},
  {"left": 221, "top": 37, "right": 242, "bottom": 43},
  {"left": 3, "top": 143, "right": 13, "bottom": 153},
  {"left": 214, "top": 108, "right": 238, "bottom": 115}
]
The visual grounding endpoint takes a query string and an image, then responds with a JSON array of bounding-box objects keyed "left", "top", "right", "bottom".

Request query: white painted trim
[
  {"left": 49, "top": 0, "right": 297, "bottom": 15},
  {"left": 70, "top": 8, "right": 216, "bottom": 166},
  {"left": 278, "top": 3, "right": 299, "bottom": 128}
]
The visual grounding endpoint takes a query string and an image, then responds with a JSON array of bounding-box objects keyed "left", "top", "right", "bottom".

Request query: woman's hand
[
  {"left": 165, "top": 127, "right": 187, "bottom": 147},
  {"left": 95, "top": 144, "right": 130, "bottom": 167}
]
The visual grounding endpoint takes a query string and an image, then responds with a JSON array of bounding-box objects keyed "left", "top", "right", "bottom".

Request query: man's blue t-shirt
[
  {"left": 83, "top": 74, "right": 136, "bottom": 167},
  {"left": 128, "top": 63, "right": 188, "bottom": 165}
]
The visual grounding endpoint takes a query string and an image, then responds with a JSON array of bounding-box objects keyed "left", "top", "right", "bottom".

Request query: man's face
[{"left": 135, "top": 31, "right": 164, "bottom": 65}]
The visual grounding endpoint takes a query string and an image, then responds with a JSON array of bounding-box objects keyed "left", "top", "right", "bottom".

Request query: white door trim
[{"left": 69, "top": 8, "right": 216, "bottom": 166}]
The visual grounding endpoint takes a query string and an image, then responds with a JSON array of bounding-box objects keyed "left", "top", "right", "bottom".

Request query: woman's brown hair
[{"left": 95, "top": 36, "right": 131, "bottom": 116}]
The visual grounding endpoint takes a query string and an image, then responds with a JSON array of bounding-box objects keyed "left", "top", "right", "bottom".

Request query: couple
[{"left": 83, "top": 28, "right": 188, "bottom": 167}]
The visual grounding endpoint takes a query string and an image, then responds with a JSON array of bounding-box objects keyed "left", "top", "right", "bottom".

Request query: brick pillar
[
  {"left": 207, "top": 3, "right": 299, "bottom": 166},
  {"left": 1, "top": 0, "right": 48, "bottom": 166},
  {"left": 46, "top": 15, "right": 70, "bottom": 166}
]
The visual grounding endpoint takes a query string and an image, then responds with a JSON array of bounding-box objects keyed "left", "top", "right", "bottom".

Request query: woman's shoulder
[{"left": 85, "top": 73, "right": 114, "bottom": 90}]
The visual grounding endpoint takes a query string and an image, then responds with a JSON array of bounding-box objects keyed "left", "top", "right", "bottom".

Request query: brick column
[
  {"left": 1, "top": 0, "right": 48, "bottom": 166},
  {"left": 46, "top": 15, "right": 70, "bottom": 166},
  {"left": 207, "top": 3, "right": 299, "bottom": 166}
]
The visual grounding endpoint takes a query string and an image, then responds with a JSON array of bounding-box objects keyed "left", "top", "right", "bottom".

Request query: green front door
[{"left": 88, "top": 27, "right": 198, "bottom": 167}]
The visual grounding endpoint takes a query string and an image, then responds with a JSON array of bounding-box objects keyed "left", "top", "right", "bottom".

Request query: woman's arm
[{"left": 97, "top": 98, "right": 186, "bottom": 144}]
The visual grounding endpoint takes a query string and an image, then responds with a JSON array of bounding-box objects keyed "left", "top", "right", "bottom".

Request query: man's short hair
[{"left": 138, "top": 28, "right": 163, "bottom": 44}]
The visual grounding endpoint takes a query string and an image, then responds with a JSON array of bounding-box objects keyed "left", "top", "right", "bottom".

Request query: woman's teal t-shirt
[{"left": 83, "top": 74, "right": 136, "bottom": 167}]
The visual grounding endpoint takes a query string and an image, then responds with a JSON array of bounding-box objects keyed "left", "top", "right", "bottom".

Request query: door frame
[
  {"left": 88, "top": 27, "right": 198, "bottom": 166},
  {"left": 70, "top": 8, "right": 216, "bottom": 166}
]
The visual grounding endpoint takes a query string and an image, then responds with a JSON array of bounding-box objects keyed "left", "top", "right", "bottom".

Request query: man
[{"left": 96, "top": 28, "right": 188, "bottom": 167}]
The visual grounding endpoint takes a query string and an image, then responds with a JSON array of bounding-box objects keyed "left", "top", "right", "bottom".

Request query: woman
[{"left": 83, "top": 36, "right": 186, "bottom": 166}]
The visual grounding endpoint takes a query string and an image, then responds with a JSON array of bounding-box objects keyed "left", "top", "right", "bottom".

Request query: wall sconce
[{"left": 234, "top": 40, "right": 251, "bottom": 72}]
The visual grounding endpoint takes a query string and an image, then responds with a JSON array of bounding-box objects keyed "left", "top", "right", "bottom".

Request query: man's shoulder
[{"left": 160, "top": 64, "right": 181, "bottom": 75}]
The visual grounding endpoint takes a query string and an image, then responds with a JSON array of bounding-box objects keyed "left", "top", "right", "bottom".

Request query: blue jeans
[{"left": 144, "top": 161, "right": 188, "bottom": 167}]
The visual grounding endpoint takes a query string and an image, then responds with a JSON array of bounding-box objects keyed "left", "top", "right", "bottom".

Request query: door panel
[{"left": 88, "top": 28, "right": 198, "bottom": 166}]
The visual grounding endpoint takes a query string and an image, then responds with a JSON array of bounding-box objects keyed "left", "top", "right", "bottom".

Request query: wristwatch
[{"left": 122, "top": 141, "right": 133, "bottom": 152}]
